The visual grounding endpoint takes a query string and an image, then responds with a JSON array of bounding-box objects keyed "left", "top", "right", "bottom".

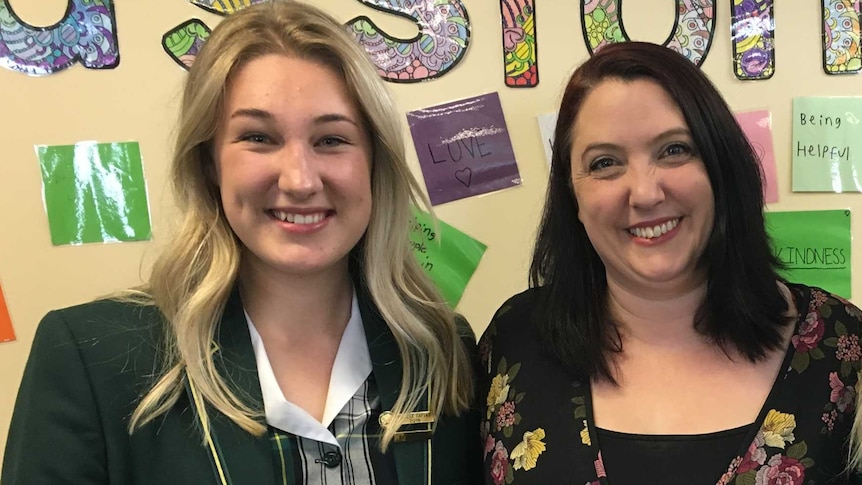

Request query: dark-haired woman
[{"left": 479, "top": 41, "right": 862, "bottom": 485}]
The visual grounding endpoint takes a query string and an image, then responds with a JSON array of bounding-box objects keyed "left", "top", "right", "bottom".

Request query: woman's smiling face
[
  {"left": 213, "top": 54, "right": 373, "bottom": 281},
  {"left": 570, "top": 78, "right": 715, "bottom": 296}
]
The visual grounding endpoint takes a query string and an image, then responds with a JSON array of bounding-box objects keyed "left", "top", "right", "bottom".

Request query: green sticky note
[
  {"left": 792, "top": 97, "right": 862, "bottom": 192},
  {"left": 37, "top": 141, "right": 152, "bottom": 246},
  {"left": 766, "top": 210, "right": 851, "bottom": 298},
  {"left": 410, "top": 207, "right": 486, "bottom": 307}
]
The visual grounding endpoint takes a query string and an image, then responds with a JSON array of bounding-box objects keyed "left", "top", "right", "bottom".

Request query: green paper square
[
  {"left": 766, "top": 210, "right": 851, "bottom": 298},
  {"left": 37, "top": 141, "right": 152, "bottom": 246},
  {"left": 792, "top": 97, "right": 862, "bottom": 192},
  {"left": 410, "top": 207, "right": 486, "bottom": 307}
]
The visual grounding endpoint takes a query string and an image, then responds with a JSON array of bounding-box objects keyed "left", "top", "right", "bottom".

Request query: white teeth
[
  {"left": 272, "top": 211, "right": 325, "bottom": 225},
  {"left": 629, "top": 218, "right": 679, "bottom": 239}
]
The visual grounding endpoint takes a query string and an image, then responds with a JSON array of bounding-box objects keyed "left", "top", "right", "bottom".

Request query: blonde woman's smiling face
[
  {"left": 570, "top": 78, "right": 715, "bottom": 297},
  {"left": 213, "top": 54, "right": 373, "bottom": 281}
]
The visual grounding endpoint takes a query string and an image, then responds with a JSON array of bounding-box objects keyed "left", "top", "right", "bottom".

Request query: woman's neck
[
  {"left": 606, "top": 277, "right": 709, "bottom": 348},
  {"left": 238, "top": 256, "right": 354, "bottom": 340}
]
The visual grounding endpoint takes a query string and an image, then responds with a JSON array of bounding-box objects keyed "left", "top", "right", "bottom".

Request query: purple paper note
[
  {"left": 407, "top": 92, "right": 522, "bottom": 206},
  {"left": 735, "top": 109, "right": 779, "bottom": 203}
]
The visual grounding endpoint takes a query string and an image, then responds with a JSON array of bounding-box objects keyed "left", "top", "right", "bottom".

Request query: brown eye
[
  {"left": 239, "top": 133, "right": 272, "bottom": 144},
  {"left": 663, "top": 143, "right": 692, "bottom": 157},
  {"left": 317, "top": 136, "right": 348, "bottom": 148}
]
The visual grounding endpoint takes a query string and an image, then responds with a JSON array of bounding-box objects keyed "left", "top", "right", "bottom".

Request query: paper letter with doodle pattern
[
  {"left": 0, "top": 0, "right": 119, "bottom": 76},
  {"left": 189, "top": 0, "right": 266, "bottom": 15},
  {"left": 407, "top": 92, "right": 521, "bottom": 206},
  {"left": 581, "top": 0, "right": 716, "bottom": 66},
  {"left": 162, "top": 19, "right": 211, "bottom": 70},
  {"left": 731, "top": 0, "right": 774, "bottom": 80},
  {"left": 163, "top": 0, "right": 262, "bottom": 70},
  {"left": 822, "top": 0, "right": 861, "bottom": 74},
  {"left": 501, "top": 0, "right": 538, "bottom": 87},
  {"left": 347, "top": 0, "right": 471, "bottom": 83}
]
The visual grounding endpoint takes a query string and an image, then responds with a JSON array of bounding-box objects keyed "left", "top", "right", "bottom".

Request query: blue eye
[{"left": 589, "top": 157, "right": 617, "bottom": 172}]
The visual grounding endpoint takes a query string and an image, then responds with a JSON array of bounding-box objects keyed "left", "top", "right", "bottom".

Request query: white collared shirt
[{"left": 246, "top": 291, "right": 373, "bottom": 447}]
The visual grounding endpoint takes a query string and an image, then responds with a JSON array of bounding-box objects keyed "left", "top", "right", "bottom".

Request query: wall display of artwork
[
  {"left": 0, "top": 0, "right": 119, "bottom": 76},
  {"left": 500, "top": 0, "right": 538, "bottom": 87},
  {"left": 581, "top": 0, "right": 716, "bottom": 66}
]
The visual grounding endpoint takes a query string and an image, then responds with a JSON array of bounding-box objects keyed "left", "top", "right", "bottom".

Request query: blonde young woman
[
  {"left": 2, "top": 2, "right": 480, "bottom": 484},
  {"left": 853, "top": 402, "right": 862, "bottom": 478}
]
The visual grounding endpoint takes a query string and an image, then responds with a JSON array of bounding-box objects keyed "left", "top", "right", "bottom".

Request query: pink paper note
[{"left": 735, "top": 109, "right": 779, "bottom": 203}]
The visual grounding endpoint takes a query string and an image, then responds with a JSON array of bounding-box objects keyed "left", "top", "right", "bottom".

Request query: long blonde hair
[
  {"left": 849, "top": 377, "right": 862, "bottom": 471},
  {"left": 127, "top": 0, "right": 473, "bottom": 449}
]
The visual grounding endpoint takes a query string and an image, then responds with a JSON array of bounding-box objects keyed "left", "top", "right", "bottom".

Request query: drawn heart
[{"left": 454, "top": 167, "right": 472, "bottom": 187}]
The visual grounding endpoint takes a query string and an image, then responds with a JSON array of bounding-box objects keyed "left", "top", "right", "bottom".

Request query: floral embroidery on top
[
  {"left": 487, "top": 374, "right": 511, "bottom": 419},
  {"left": 761, "top": 410, "right": 796, "bottom": 449},
  {"left": 829, "top": 372, "right": 855, "bottom": 412},
  {"left": 489, "top": 440, "right": 509, "bottom": 485},
  {"left": 482, "top": 421, "right": 495, "bottom": 460},
  {"left": 481, "top": 284, "right": 862, "bottom": 484},
  {"left": 484, "top": 357, "right": 540, "bottom": 482},
  {"left": 579, "top": 420, "right": 591, "bottom": 446},
  {"left": 819, "top": 301, "right": 862, "bottom": 435},
  {"left": 811, "top": 290, "right": 829, "bottom": 308},
  {"left": 486, "top": 359, "right": 524, "bottom": 437},
  {"left": 822, "top": 370, "right": 857, "bottom": 432},
  {"left": 737, "top": 431, "right": 767, "bottom": 473},
  {"left": 594, "top": 451, "right": 606, "bottom": 478},
  {"left": 791, "top": 310, "right": 824, "bottom": 353},
  {"left": 716, "top": 456, "right": 742, "bottom": 485},
  {"left": 836, "top": 333, "right": 861, "bottom": 362},
  {"left": 824, "top": 320, "right": 862, "bottom": 378},
  {"left": 718, "top": 410, "right": 815, "bottom": 484},
  {"left": 496, "top": 401, "right": 516, "bottom": 429},
  {"left": 511, "top": 428, "right": 546, "bottom": 471},
  {"left": 755, "top": 454, "right": 807, "bottom": 485},
  {"left": 790, "top": 294, "right": 828, "bottom": 373}
]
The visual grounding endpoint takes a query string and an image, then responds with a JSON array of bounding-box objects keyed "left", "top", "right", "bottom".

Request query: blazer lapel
[
  {"left": 358, "top": 291, "right": 431, "bottom": 485},
  {"left": 202, "top": 288, "right": 277, "bottom": 485},
  {"left": 194, "top": 283, "right": 433, "bottom": 484}
]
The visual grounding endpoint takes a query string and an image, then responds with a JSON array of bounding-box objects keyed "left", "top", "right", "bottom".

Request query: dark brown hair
[{"left": 530, "top": 41, "right": 787, "bottom": 381}]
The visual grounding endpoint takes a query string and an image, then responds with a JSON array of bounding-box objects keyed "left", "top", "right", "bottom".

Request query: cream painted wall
[{"left": 0, "top": 0, "right": 860, "bottom": 468}]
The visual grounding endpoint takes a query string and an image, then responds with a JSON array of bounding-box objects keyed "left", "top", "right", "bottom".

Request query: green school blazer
[{"left": 2, "top": 288, "right": 482, "bottom": 485}]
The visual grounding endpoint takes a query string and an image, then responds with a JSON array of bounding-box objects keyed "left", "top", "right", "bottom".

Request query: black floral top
[{"left": 478, "top": 283, "right": 862, "bottom": 485}]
